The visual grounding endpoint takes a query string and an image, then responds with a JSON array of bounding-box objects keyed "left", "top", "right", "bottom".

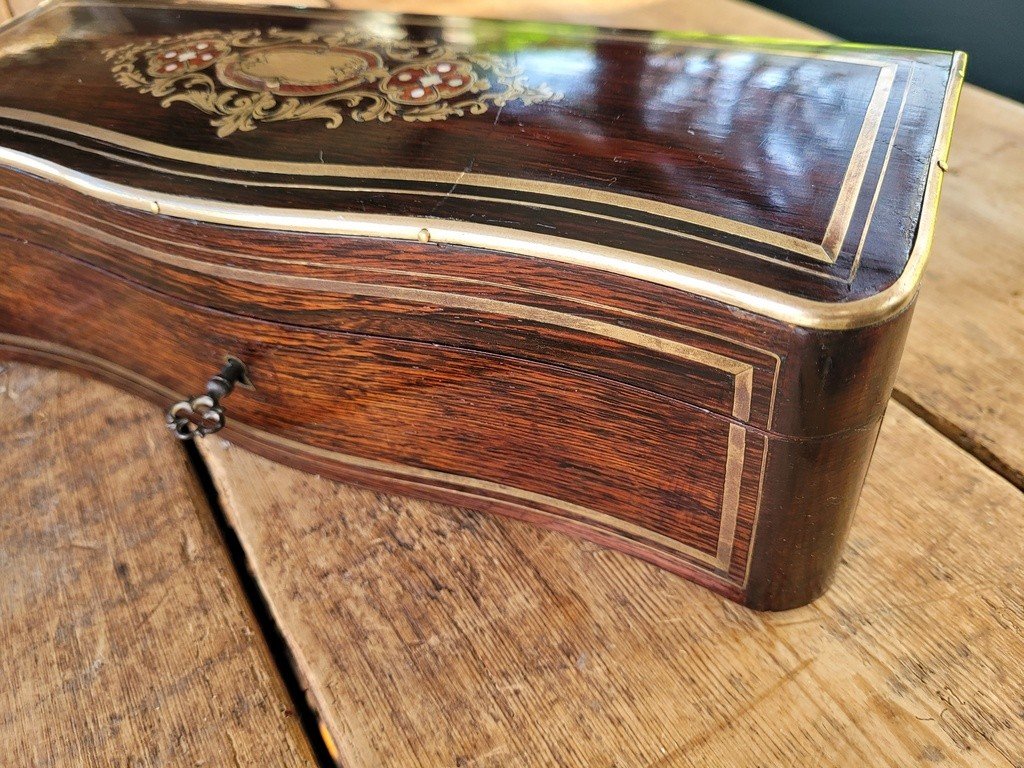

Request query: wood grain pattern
[
  {"left": 471, "top": 0, "right": 1024, "bottom": 493},
  {"left": 0, "top": 196, "right": 914, "bottom": 608},
  {"left": 190, "top": 1, "right": 1024, "bottom": 765},
  {"left": 896, "top": 85, "right": 1024, "bottom": 486},
  {"left": 2, "top": 0, "right": 1022, "bottom": 764},
  {"left": 200, "top": 401, "right": 1024, "bottom": 767},
  {"left": 354, "top": 0, "right": 1024, "bottom": 488},
  {"left": 0, "top": 174, "right": 907, "bottom": 437},
  {"left": 0, "top": 0, "right": 965, "bottom": 607},
  {"left": 0, "top": 364, "right": 316, "bottom": 767},
  {"left": 0, "top": 0, "right": 958, "bottom": 305},
  {"left": 344, "top": 0, "right": 1024, "bottom": 494}
]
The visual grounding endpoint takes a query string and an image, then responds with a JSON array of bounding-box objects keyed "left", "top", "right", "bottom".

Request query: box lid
[{"left": 0, "top": 0, "right": 964, "bottom": 329}]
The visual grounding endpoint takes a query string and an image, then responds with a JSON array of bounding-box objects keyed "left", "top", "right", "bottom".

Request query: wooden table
[{"left": 3, "top": 0, "right": 1022, "bottom": 765}]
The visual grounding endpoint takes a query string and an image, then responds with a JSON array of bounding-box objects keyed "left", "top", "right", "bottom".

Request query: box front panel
[{"left": 0, "top": 235, "right": 770, "bottom": 591}]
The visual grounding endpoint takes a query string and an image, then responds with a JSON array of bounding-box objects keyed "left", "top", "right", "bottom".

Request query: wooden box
[{"left": 0, "top": 0, "right": 964, "bottom": 609}]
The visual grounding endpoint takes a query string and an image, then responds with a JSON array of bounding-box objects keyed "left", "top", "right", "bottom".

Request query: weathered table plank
[
  {"left": 3, "top": 0, "right": 1023, "bottom": 765},
  {"left": 0, "top": 365, "right": 315, "bottom": 767},
  {"left": 896, "top": 84, "right": 1024, "bottom": 486},
  {"left": 202, "top": 401, "right": 1024, "bottom": 767}
]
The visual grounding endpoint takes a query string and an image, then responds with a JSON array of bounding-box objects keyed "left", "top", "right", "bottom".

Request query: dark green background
[{"left": 753, "top": 0, "right": 1020, "bottom": 102}]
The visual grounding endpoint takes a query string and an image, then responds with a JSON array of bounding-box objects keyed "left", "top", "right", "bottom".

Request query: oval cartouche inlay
[{"left": 103, "top": 28, "right": 562, "bottom": 137}]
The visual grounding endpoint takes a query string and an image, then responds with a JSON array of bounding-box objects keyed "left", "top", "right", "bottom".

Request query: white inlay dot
[
  {"left": 410, "top": 87, "right": 425, "bottom": 98},
  {"left": 437, "top": 63, "right": 452, "bottom": 73},
  {"left": 197, "top": 42, "right": 208, "bottom": 49},
  {"left": 164, "top": 51, "right": 176, "bottom": 58},
  {"left": 448, "top": 78, "right": 464, "bottom": 87},
  {"left": 398, "top": 72, "right": 412, "bottom": 82},
  {"left": 165, "top": 63, "right": 178, "bottom": 71},
  {"left": 419, "top": 73, "right": 443, "bottom": 87},
  {"left": 201, "top": 53, "right": 212, "bottom": 60}
]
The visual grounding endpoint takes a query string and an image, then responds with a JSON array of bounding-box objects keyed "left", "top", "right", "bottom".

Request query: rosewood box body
[{"left": 0, "top": 0, "right": 964, "bottom": 609}]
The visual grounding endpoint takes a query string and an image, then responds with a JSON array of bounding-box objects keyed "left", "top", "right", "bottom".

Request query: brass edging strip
[
  {"left": 0, "top": 106, "right": 873, "bottom": 266},
  {"left": 0, "top": 1, "right": 902, "bottom": 267},
  {"left": 0, "top": 195, "right": 756, "bottom": 420},
  {"left": 0, "top": 180, "right": 782, "bottom": 431},
  {"left": 0, "top": 0, "right": 965, "bottom": 329},
  {"left": 854, "top": 51, "right": 966, "bottom": 325},
  {"left": 0, "top": 109, "right": 958, "bottom": 332},
  {"left": 4, "top": 178, "right": 783, "bottom": 364},
  {"left": 0, "top": 332, "right": 752, "bottom": 580},
  {"left": 66, "top": 183, "right": 782, "bottom": 428}
]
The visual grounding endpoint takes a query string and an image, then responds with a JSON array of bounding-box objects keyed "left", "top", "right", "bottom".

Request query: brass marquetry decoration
[{"left": 103, "top": 28, "right": 562, "bottom": 136}]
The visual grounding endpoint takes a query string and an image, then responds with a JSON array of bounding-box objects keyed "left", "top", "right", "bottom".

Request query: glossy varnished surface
[
  {"left": 0, "top": 0, "right": 961, "bottom": 305},
  {"left": 5, "top": 0, "right": 1024, "bottom": 763},
  {"left": 0, "top": 237, "right": 767, "bottom": 595},
  {"left": 0, "top": 1, "right": 964, "bottom": 607},
  {"left": 0, "top": 184, "right": 901, "bottom": 607}
]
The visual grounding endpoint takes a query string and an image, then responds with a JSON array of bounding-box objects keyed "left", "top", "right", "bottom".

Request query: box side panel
[
  {"left": 743, "top": 418, "right": 885, "bottom": 610},
  {"left": 764, "top": 305, "right": 915, "bottom": 437}
]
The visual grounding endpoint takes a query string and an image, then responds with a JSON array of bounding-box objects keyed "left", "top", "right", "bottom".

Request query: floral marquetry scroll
[{"left": 103, "top": 28, "right": 562, "bottom": 136}]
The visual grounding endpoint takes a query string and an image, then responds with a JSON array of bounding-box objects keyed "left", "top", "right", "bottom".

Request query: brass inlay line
[
  {"left": 6, "top": 179, "right": 782, "bottom": 361},
  {"left": 0, "top": 94, "right": 890, "bottom": 265},
  {"left": 0, "top": 181, "right": 783, "bottom": 430},
  {"left": 0, "top": 96, "right": 956, "bottom": 334},
  {"left": 820, "top": 63, "right": 897, "bottom": 260},
  {"left": 0, "top": 2, "right": 966, "bottom": 329},
  {"left": 0, "top": 2, "right": 961, "bottom": 584},
  {"left": 0, "top": 332, "right": 752, "bottom": 579},
  {"left": 715, "top": 423, "right": 746, "bottom": 570},
  {"left": 0, "top": 0, "right": 900, "bottom": 268},
  {"left": 849, "top": 63, "right": 914, "bottom": 283},
  {"left": 869, "top": 50, "right": 965, "bottom": 324},
  {"left": 0, "top": 195, "right": 755, "bottom": 419},
  {"left": 0, "top": 121, "right": 854, "bottom": 284},
  {"left": 732, "top": 368, "right": 753, "bottom": 425}
]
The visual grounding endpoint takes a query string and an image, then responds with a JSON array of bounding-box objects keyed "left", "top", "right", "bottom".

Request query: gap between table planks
[{"left": 0, "top": 364, "right": 317, "bottom": 767}]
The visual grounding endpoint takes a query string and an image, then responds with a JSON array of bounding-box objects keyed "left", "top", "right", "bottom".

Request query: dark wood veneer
[
  {"left": 0, "top": 1, "right": 964, "bottom": 608},
  {"left": 0, "top": 1, "right": 958, "bottom": 300}
]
